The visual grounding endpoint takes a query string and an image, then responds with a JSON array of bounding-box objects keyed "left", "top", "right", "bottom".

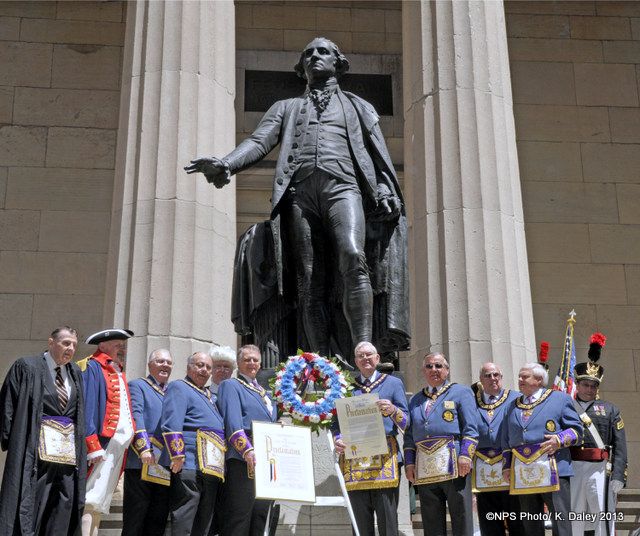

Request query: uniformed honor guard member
[
  {"left": 80, "top": 328, "right": 135, "bottom": 536},
  {"left": 333, "top": 341, "right": 409, "bottom": 536},
  {"left": 122, "top": 348, "right": 174, "bottom": 536},
  {"left": 160, "top": 351, "right": 226, "bottom": 536},
  {"left": 404, "top": 353, "right": 479, "bottom": 536},
  {"left": 0, "top": 326, "right": 86, "bottom": 536},
  {"left": 500, "top": 363, "right": 582, "bottom": 536},
  {"left": 570, "top": 333, "right": 627, "bottom": 536},
  {"left": 472, "top": 363, "right": 523, "bottom": 536},
  {"left": 217, "top": 345, "right": 278, "bottom": 536}
]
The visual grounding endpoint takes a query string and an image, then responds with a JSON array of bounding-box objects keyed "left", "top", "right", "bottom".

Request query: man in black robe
[{"left": 0, "top": 326, "right": 87, "bottom": 536}]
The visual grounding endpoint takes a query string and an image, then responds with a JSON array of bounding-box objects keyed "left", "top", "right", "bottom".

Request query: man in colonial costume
[
  {"left": 217, "top": 345, "right": 278, "bottom": 536},
  {"left": 333, "top": 341, "right": 408, "bottom": 536},
  {"left": 0, "top": 326, "right": 86, "bottom": 535},
  {"left": 79, "top": 328, "right": 135, "bottom": 536},
  {"left": 472, "top": 362, "right": 523, "bottom": 536},
  {"left": 570, "top": 333, "right": 627, "bottom": 536},
  {"left": 160, "top": 351, "right": 225, "bottom": 536},
  {"left": 122, "top": 348, "right": 174, "bottom": 536},
  {"left": 404, "top": 353, "right": 479, "bottom": 536},
  {"left": 500, "top": 363, "right": 582, "bottom": 536}
]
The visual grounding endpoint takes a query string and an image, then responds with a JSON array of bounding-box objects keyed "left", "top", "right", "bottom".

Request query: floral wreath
[{"left": 271, "top": 351, "right": 353, "bottom": 431}]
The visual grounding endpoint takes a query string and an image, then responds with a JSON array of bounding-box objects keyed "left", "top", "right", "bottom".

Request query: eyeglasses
[
  {"left": 482, "top": 372, "right": 502, "bottom": 378},
  {"left": 424, "top": 363, "right": 445, "bottom": 369},
  {"left": 355, "top": 352, "right": 377, "bottom": 359},
  {"left": 213, "top": 364, "right": 233, "bottom": 370}
]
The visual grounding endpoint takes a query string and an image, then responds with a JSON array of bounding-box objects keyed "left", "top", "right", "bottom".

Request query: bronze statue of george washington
[{"left": 186, "top": 38, "right": 409, "bottom": 366}]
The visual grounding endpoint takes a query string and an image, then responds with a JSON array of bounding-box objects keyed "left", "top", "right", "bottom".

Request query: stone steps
[
  {"left": 410, "top": 489, "right": 640, "bottom": 535},
  {"left": 99, "top": 489, "right": 640, "bottom": 535}
]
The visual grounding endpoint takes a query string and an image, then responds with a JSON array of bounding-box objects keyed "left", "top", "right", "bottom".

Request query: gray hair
[
  {"left": 479, "top": 362, "right": 503, "bottom": 380},
  {"left": 423, "top": 352, "right": 450, "bottom": 368},
  {"left": 148, "top": 348, "right": 171, "bottom": 364},
  {"left": 238, "top": 344, "right": 261, "bottom": 360},
  {"left": 521, "top": 362, "right": 548, "bottom": 385},
  {"left": 187, "top": 351, "right": 211, "bottom": 366},
  {"left": 354, "top": 341, "right": 377, "bottom": 355},
  {"left": 209, "top": 345, "right": 236, "bottom": 368}
]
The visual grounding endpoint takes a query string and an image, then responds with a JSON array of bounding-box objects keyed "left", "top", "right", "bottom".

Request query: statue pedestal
[{"left": 273, "top": 430, "right": 414, "bottom": 535}]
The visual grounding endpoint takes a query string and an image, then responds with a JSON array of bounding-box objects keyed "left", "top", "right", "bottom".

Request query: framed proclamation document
[
  {"left": 335, "top": 393, "right": 388, "bottom": 460},
  {"left": 252, "top": 421, "right": 316, "bottom": 503}
]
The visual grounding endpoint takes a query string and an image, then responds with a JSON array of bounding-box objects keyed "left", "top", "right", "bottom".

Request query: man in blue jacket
[
  {"left": 404, "top": 353, "right": 479, "bottom": 536},
  {"left": 500, "top": 363, "right": 582, "bottom": 536},
  {"left": 160, "top": 351, "right": 225, "bottom": 536},
  {"left": 472, "top": 362, "right": 523, "bottom": 536},
  {"left": 217, "top": 345, "right": 278, "bottom": 536},
  {"left": 122, "top": 348, "right": 173, "bottom": 536},
  {"left": 334, "top": 341, "right": 409, "bottom": 536}
]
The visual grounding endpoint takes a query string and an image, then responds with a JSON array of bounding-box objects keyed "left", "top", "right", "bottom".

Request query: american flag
[{"left": 553, "top": 310, "right": 577, "bottom": 398}]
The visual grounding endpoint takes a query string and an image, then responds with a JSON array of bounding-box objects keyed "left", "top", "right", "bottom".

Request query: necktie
[
  {"left": 522, "top": 396, "right": 532, "bottom": 422},
  {"left": 362, "top": 378, "right": 371, "bottom": 387},
  {"left": 487, "top": 395, "right": 496, "bottom": 421},
  {"left": 425, "top": 388, "right": 437, "bottom": 417},
  {"left": 55, "top": 366, "right": 68, "bottom": 410},
  {"left": 253, "top": 379, "right": 273, "bottom": 413}
]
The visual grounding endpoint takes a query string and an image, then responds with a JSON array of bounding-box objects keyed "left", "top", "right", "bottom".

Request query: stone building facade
[{"left": 0, "top": 0, "right": 638, "bottom": 491}]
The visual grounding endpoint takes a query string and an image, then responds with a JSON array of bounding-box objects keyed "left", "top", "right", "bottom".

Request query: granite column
[{"left": 402, "top": 0, "right": 536, "bottom": 387}]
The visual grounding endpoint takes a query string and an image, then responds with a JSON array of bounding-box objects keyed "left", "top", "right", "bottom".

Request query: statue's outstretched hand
[{"left": 184, "top": 156, "right": 230, "bottom": 189}]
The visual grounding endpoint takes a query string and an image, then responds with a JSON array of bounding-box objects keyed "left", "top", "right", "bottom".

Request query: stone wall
[
  {"left": 0, "top": 1, "right": 125, "bottom": 373},
  {"left": 506, "top": 0, "right": 640, "bottom": 486}
]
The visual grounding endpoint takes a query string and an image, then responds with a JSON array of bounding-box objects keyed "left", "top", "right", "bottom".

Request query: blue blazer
[
  {"left": 126, "top": 376, "right": 166, "bottom": 470},
  {"left": 475, "top": 389, "right": 521, "bottom": 450},
  {"left": 404, "top": 382, "right": 479, "bottom": 464},
  {"left": 217, "top": 377, "right": 277, "bottom": 462},
  {"left": 500, "top": 389, "right": 583, "bottom": 477},
  {"left": 159, "top": 378, "right": 225, "bottom": 471}
]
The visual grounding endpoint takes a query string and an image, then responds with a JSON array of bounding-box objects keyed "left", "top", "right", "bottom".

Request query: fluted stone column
[
  {"left": 402, "top": 0, "right": 536, "bottom": 389},
  {"left": 103, "top": 0, "right": 237, "bottom": 378}
]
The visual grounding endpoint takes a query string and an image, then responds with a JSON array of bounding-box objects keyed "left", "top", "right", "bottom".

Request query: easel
[{"left": 263, "top": 430, "right": 360, "bottom": 536}]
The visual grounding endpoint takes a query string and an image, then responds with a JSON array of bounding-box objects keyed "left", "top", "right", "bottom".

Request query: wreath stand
[
  {"left": 262, "top": 430, "right": 360, "bottom": 536},
  {"left": 265, "top": 353, "right": 360, "bottom": 535}
]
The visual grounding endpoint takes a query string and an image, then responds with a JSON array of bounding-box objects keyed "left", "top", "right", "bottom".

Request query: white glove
[{"left": 610, "top": 479, "right": 624, "bottom": 494}]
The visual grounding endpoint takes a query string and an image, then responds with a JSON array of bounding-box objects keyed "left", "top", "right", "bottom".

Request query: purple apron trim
[{"left": 42, "top": 415, "right": 73, "bottom": 426}]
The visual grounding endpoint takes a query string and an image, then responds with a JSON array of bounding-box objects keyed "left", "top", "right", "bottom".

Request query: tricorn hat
[
  {"left": 574, "top": 332, "right": 606, "bottom": 384},
  {"left": 85, "top": 328, "right": 134, "bottom": 345}
]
